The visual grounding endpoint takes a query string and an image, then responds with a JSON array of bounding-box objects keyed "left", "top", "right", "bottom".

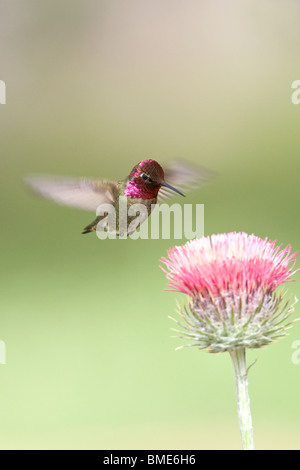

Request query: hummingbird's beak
[{"left": 161, "top": 181, "right": 185, "bottom": 197}]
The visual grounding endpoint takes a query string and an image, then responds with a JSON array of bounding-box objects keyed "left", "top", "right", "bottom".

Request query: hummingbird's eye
[{"left": 141, "top": 173, "right": 148, "bottom": 181}]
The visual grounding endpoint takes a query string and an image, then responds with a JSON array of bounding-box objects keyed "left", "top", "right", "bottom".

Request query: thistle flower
[
  {"left": 161, "top": 232, "right": 298, "bottom": 353},
  {"left": 160, "top": 232, "right": 299, "bottom": 450}
]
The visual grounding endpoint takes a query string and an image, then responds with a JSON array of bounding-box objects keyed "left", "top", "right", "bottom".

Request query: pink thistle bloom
[{"left": 160, "top": 232, "right": 299, "bottom": 352}]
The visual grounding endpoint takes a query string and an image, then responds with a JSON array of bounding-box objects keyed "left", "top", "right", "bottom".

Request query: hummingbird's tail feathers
[
  {"left": 158, "top": 160, "right": 216, "bottom": 202},
  {"left": 24, "top": 175, "right": 118, "bottom": 211},
  {"left": 81, "top": 216, "right": 101, "bottom": 234},
  {"left": 81, "top": 228, "right": 94, "bottom": 234}
]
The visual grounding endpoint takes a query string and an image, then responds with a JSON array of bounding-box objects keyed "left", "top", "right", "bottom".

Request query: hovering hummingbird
[{"left": 25, "top": 159, "right": 210, "bottom": 236}]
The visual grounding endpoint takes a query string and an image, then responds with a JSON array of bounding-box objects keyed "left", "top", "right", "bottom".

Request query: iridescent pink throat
[{"left": 123, "top": 165, "right": 160, "bottom": 200}]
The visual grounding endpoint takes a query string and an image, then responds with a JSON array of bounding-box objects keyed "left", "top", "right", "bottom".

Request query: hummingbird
[{"left": 25, "top": 159, "right": 210, "bottom": 236}]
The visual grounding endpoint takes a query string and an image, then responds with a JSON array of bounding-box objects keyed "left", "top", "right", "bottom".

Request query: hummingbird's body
[
  {"left": 26, "top": 159, "right": 210, "bottom": 236},
  {"left": 81, "top": 179, "right": 157, "bottom": 235},
  {"left": 81, "top": 160, "right": 168, "bottom": 235}
]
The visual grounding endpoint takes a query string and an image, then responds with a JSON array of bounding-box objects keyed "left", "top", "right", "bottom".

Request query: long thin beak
[{"left": 161, "top": 181, "right": 185, "bottom": 197}]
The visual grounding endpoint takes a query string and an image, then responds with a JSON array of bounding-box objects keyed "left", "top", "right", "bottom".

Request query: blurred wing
[
  {"left": 158, "top": 160, "right": 214, "bottom": 202},
  {"left": 24, "top": 175, "right": 116, "bottom": 211}
]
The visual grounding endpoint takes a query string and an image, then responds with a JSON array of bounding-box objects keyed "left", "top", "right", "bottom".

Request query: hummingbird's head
[{"left": 124, "top": 159, "right": 185, "bottom": 199}]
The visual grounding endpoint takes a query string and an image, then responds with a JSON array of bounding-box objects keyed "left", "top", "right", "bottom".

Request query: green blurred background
[{"left": 1, "top": 0, "right": 300, "bottom": 450}]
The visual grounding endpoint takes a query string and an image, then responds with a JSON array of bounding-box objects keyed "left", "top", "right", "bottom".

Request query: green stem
[{"left": 229, "top": 348, "right": 255, "bottom": 450}]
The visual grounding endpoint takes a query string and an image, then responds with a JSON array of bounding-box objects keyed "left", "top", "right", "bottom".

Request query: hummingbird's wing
[
  {"left": 24, "top": 175, "right": 117, "bottom": 211},
  {"left": 158, "top": 160, "right": 214, "bottom": 202}
]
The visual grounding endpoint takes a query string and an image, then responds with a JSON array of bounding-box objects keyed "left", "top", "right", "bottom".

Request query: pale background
[{"left": 1, "top": 0, "right": 300, "bottom": 449}]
